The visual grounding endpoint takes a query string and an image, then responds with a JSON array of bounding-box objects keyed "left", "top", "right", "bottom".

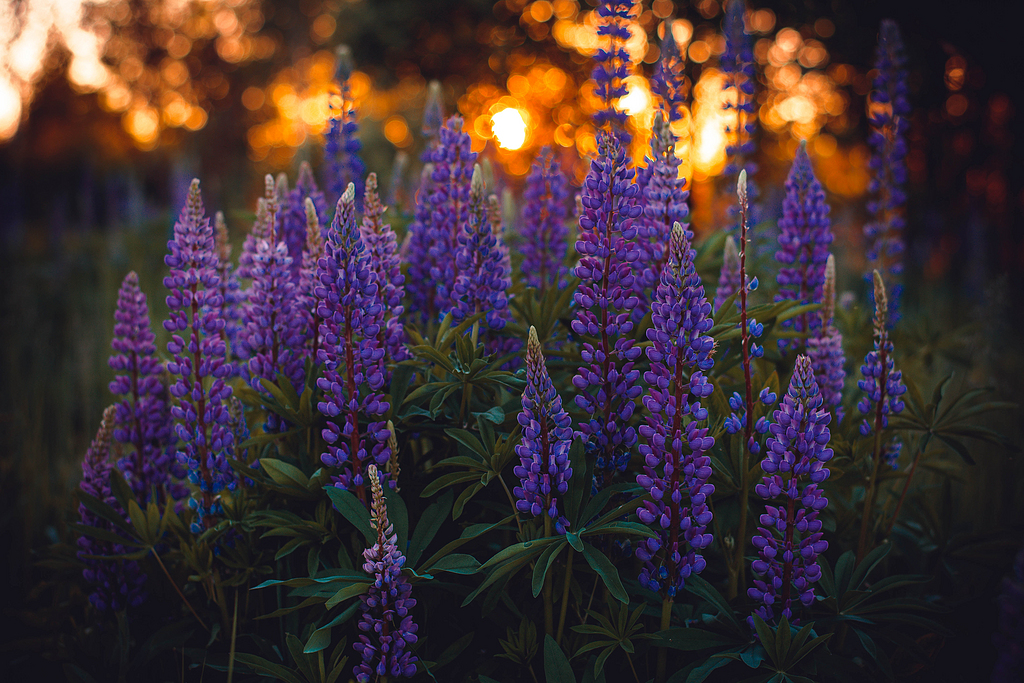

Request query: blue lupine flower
[
  {"left": 652, "top": 20, "right": 688, "bottom": 124},
  {"left": 324, "top": 45, "right": 366, "bottom": 207},
  {"left": 635, "top": 223, "right": 716, "bottom": 597},
  {"left": 592, "top": 0, "right": 634, "bottom": 143},
  {"left": 714, "top": 236, "right": 741, "bottom": 312},
  {"left": 513, "top": 327, "right": 574, "bottom": 534},
  {"left": 748, "top": 355, "right": 833, "bottom": 625},
  {"left": 280, "top": 162, "right": 329, "bottom": 278},
  {"left": 404, "top": 164, "right": 438, "bottom": 323},
  {"left": 807, "top": 255, "right": 846, "bottom": 421},
  {"left": 361, "top": 172, "right": 409, "bottom": 367},
  {"left": 857, "top": 271, "right": 907, "bottom": 436},
  {"left": 213, "top": 212, "right": 243, "bottom": 358},
  {"left": 520, "top": 148, "right": 571, "bottom": 291},
  {"left": 721, "top": 0, "right": 760, "bottom": 228}
]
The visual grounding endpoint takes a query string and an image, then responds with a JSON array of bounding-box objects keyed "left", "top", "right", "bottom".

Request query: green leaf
[
  {"left": 564, "top": 439, "right": 587, "bottom": 522},
  {"left": 233, "top": 654, "right": 305, "bottom": 683},
  {"left": 389, "top": 363, "right": 416, "bottom": 414},
  {"left": 323, "top": 486, "right": 375, "bottom": 543},
  {"left": 686, "top": 647, "right": 742, "bottom": 683},
  {"left": 429, "top": 553, "right": 481, "bottom": 575},
  {"left": 472, "top": 406, "right": 505, "bottom": 426},
  {"left": 934, "top": 434, "right": 976, "bottom": 465},
  {"left": 850, "top": 541, "right": 892, "bottom": 590},
  {"left": 751, "top": 617, "right": 776, "bottom": 665},
  {"left": 407, "top": 489, "right": 453, "bottom": 567},
  {"left": 833, "top": 551, "right": 856, "bottom": 595},
  {"left": 566, "top": 532, "right": 584, "bottom": 553},
  {"left": 383, "top": 486, "right": 409, "bottom": 550},
  {"left": 418, "top": 514, "right": 515, "bottom": 572},
  {"left": 685, "top": 574, "right": 741, "bottom": 631},
  {"left": 581, "top": 542, "right": 628, "bottom": 603},
  {"left": 261, "top": 458, "right": 310, "bottom": 490},
  {"left": 434, "top": 632, "right": 475, "bottom": 670},
  {"left": 325, "top": 582, "right": 369, "bottom": 610},
  {"left": 532, "top": 541, "right": 566, "bottom": 598},
  {"left": 655, "top": 628, "right": 736, "bottom": 651},
  {"left": 76, "top": 490, "right": 134, "bottom": 537},
  {"left": 304, "top": 626, "right": 333, "bottom": 653},
  {"left": 446, "top": 428, "right": 490, "bottom": 459},
  {"left": 544, "top": 634, "right": 577, "bottom": 683}
]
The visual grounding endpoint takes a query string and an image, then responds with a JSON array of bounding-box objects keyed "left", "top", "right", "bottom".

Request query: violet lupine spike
[
  {"left": 404, "top": 164, "right": 438, "bottom": 323},
  {"left": 238, "top": 177, "right": 279, "bottom": 281},
  {"left": 361, "top": 172, "right": 409, "bottom": 366},
  {"left": 450, "top": 165, "right": 510, "bottom": 332},
  {"left": 636, "top": 223, "right": 716, "bottom": 597},
  {"left": 572, "top": 131, "right": 643, "bottom": 489},
  {"left": 421, "top": 80, "right": 444, "bottom": 154},
  {"left": 77, "top": 406, "right": 148, "bottom": 611},
  {"left": 748, "top": 355, "right": 833, "bottom": 626},
  {"left": 722, "top": 0, "right": 760, "bottom": 228},
  {"left": 387, "top": 150, "right": 409, "bottom": 210},
  {"left": 213, "top": 213, "right": 243, "bottom": 362},
  {"left": 592, "top": 0, "right": 634, "bottom": 144},
  {"left": 639, "top": 112, "right": 690, "bottom": 311},
  {"left": 385, "top": 421, "right": 401, "bottom": 490},
  {"left": 164, "top": 180, "right": 236, "bottom": 532},
  {"left": 513, "top": 327, "right": 574, "bottom": 535},
  {"left": 775, "top": 143, "right": 834, "bottom": 352},
  {"left": 864, "top": 20, "right": 910, "bottom": 322},
  {"left": 428, "top": 116, "right": 477, "bottom": 316},
  {"left": 280, "top": 162, "right": 329, "bottom": 276},
  {"left": 857, "top": 271, "right": 906, "bottom": 436},
  {"left": 520, "top": 148, "right": 571, "bottom": 291},
  {"left": 324, "top": 45, "right": 366, "bottom": 208},
  {"left": 652, "top": 19, "right": 688, "bottom": 124},
  {"left": 806, "top": 255, "right": 846, "bottom": 421},
  {"left": 354, "top": 464, "right": 418, "bottom": 681},
  {"left": 109, "top": 272, "right": 174, "bottom": 502},
  {"left": 714, "top": 236, "right": 742, "bottom": 312},
  {"left": 300, "top": 197, "right": 326, "bottom": 364},
  {"left": 315, "top": 184, "right": 390, "bottom": 500}
]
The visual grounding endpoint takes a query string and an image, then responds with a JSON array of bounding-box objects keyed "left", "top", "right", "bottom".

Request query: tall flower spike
[
  {"left": 639, "top": 112, "right": 690, "bottom": 311},
  {"left": 280, "top": 162, "right": 329, "bottom": 276},
  {"left": 857, "top": 270, "right": 906, "bottom": 436},
  {"left": 864, "top": 20, "right": 910, "bottom": 322},
  {"left": 513, "top": 327, "right": 574, "bottom": 535},
  {"left": 748, "top": 355, "right": 833, "bottom": 625},
  {"left": 714, "top": 236, "right": 742, "bottom": 311},
  {"left": 387, "top": 150, "right": 409, "bottom": 209},
  {"left": 324, "top": 44, "right": 366, "bottom": 207},
  {"left": 404, "top": 164, "right": 437, "bottom": 323},
  {"left": 109, "top": 272, "right": 174, "bottom": 501},
  {"left": 422, "top": 80, "right": 444, "bottom": 145},
  {"left": 722, "top": 0, "right": 760, "bottom": 228},
  {"left": 385, "top": 421, "right": 400, "bottom": 490},
  {"left": 300, "top": 197, "right": 326, "bottom": 363},
  {"left": 450, "top": 165, "right": 511, "bottom": 333},
  {"left": 806, "top": 255, "right": 846, "bottom": 420},
  {"left": 238, "top": 176, "right": 279, "bottom": 281},
  {"left": 592, "top": 0, "right": 635, "bottom": 144},
  {"left": 163, "top": 179, "right": 236, "bottom": 532},
  {"left": 775, "top": 143, "right": 834, "bottom": 352},
  {"left": 652, "top": 19, "right": 688, "bottom": 124},
  {"left": 572, "top": 131, "right": 643, "bottom": 489},
  {"left": 636, "top": 223, "right": 716, "bottom": 597},
  {"left": 77, "top": 406, "right": 148, "bottom": 610},
  {"left": 361, "top": 172, "right": 409, "bottom": 367},
  {"left": 354, "top": 464, "right": 419, "bottom": 682},
  {"left": 521, "top": 148, "right": 571, "bottom": 291},
  {"left": 427, "top": 116, "right": 477, "bottom": 315},
  {"left": 213, "top": 212, "right": 243, "bottom": 357},
  {"left": 315, "top": 184, "right": 390, "bottom": 500}
]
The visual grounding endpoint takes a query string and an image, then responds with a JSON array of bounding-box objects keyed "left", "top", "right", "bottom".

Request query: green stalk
[
  {"left": 656, "top": 596, "right": 673, "bottom": 683},
  {"left": 556, "top": 550, "right": 574, "bottom": 644},
  {"left": 543, "top": 515, "right": 554, "bottom": 637}
]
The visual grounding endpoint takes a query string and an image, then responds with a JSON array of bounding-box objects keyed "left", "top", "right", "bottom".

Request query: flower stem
[
  {"left": 556, "top": 549, "right": 574, "bottom": 644},
  {"left": 543, "top": 515, "right": 554, "bottom": 637},
  {"left": 152, "top": 548, "right": 208, "bottom": 632},
  {"left": 656, "top": 595, "right": 673, "bottom": 683},
  {"left": 886, "top": 440, "right": 924, "bottom": 535},
  {"left": 857, "top": 343, "right": 889, "bottom": 561}
]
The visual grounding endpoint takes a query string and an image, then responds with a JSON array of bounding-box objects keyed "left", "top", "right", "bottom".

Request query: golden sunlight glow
[
  {"left": 618, "top": 78, "right": 652, "bottom": 117},
  {"left": 491, "top": 107, "right": 529, "bottom": 150}
]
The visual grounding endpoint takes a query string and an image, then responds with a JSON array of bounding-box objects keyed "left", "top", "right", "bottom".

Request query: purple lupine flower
[
  {"left": 775, "top": 143, "right": 833, "bottom": 352},
  {"left": 354, "top": 464, "right": 418, "bottom": 681},
  {"left": 639, "top": 112, "right": 690, "bottom": 309},
  {"left": 450, "top": 165, "right": 510, "bottom": 334},
  {"left": 722, "top": 0, "right": 760, "bottom": 228},
  {"left": 428, "top": 116, "right": 477, "bottom": 316},
  {"left": 857, "top": 271, "right": 906, "bottom": 436},
  {"left": 652, "top": 19, "right": 688, "bottom": 124},
  {"left": 806, "top": 255, "right": 845, "bottom": 421},
  {"left": 421, "top": 80, "right": 444, "bottom": 157},
  {"left": 572, "top": 130, "right": 643, "bottom": 487},
  {"left": 882, "top": 437, "right": 901, "bottom": 470},
  {"left": 714, "top": 236, "right": 741, "bottom": 312},
  {"left": 592, "top": 0, "right": 634, "bottom": 144},
  {"left": 403, "top": 164, "right": 437, "bottom": 324},
  {"left": 636, "top": 223, "right": 716, "bottom": 597},
  {"left": 361, "top": 172, "right": 409, "bottom": 367},
  {"left": 163, "top": 179, "right": 236, "bottom": 532},
  {"left": 864, "top": 20, "right": 910, "bottom": 322},
  {"left": 324, "top": 45, "right": 366, "bottom": 207},
  {"left": 213, "top": 212, "right": 243, "bottom": 361},
  {"left": 300, "top": 197, "right": 326, "bottom": 364},
  {"left": 109, "top": 272, "right": 174, "bottom": 502},
  {"left": 77, "top": 406, "right": 148, "bottom": 611},
  {"left": 520, "top": 148, "right": 570, "bottom": 291},
  {"left": 993, "top": 539, "right": 1024, "bottom": 682},
  {"left": 315, "top": 184, "right": 390, "bottom": 502},
  {"left": 748, "top": 355, "right": 833, "bottom": 625},
  {"left": 280, "top": 162, "right": 329, "bottom": 276},
  {"left": 513, "top": 327, "right": 574, "bottom": 534},
  {"left": 387, "top": 150, "right": 409, "bottom": 210}
]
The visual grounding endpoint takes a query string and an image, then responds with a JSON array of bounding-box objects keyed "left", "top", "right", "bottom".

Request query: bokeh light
[{"left": 491, "top": 108, "right": 529, "bottom": 150}]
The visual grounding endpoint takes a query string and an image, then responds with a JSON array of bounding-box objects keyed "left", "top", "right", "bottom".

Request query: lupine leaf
[
  {"left": 580, "top": 542, "right": 627, "bottom": 603},
  {"left": 323, "top": 486, "right": 374, "bottom": 543},
  {"left": 544, "top": 634, "right": 577, "bottom": 683}
]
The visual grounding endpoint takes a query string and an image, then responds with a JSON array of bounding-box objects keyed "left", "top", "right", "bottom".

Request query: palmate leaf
[{"left": 544, "top": 634, "right": 577, "bottom": 683}]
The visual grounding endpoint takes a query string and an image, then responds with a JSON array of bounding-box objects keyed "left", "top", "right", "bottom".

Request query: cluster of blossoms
[
  {"left": 572, "top": 131, "right": 643, "bottom": 489},
  {"left": 806, "top": 255, "right": 846, "bottom": 420},
  {"left": 354, "top": 464, "right": 418, "bottom": 681},
  {"left": 314, "top": 184, "right": 390, "bottom": 499},
  {"left": 775, "top": 143, "right": 834, "bottom": 351},
  {"left": 713, "top": 236, "right": 742, "bottom": 311},
  {"left": 77, "top": 406, "right": 148, "bottom": 611},
  {"left": 513, "top": 327, "right": 574, "bottom": 535},
  {"left": 857, "top": 271, "right": 907, "bottom": 436},
  {"left": 213, "top": 212, "right": 243, "bottom": 354},
  {"left": 520, "top": 148, "right": 571, "bottom": 291},
  {"left": 864, "top": 20, "right": 910, "bottom": 319},
  {"left": 591, "top": 0, "right": 634, "bottom": 143},
  {"left": 748, "top": 355, "right": 833, "bottom": 625},
  {"left": 108, "top": 272, "right": 175, "bottom": 501},
  {"left": 163, "top": 180, "right": 237, "bottom": 531},
  {"left": 360, "top": 172, "right": 408, "bottom": 366},
  {"left": 279, "top": 162, "right": 329, "bottom": 276},
  {"left": 721, "top": 0, "right": 760, "bottom": 228},
  {"left": 324, "top": 45, "right": 366, "bottom": 207},
  {"left": 635, "top": 223, "right": 715, "bottom": 597}
]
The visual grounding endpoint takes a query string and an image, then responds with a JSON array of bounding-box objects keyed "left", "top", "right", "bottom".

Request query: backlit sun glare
[{"left": 491, "top": 107, "right": 528, "bottom": 150}]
